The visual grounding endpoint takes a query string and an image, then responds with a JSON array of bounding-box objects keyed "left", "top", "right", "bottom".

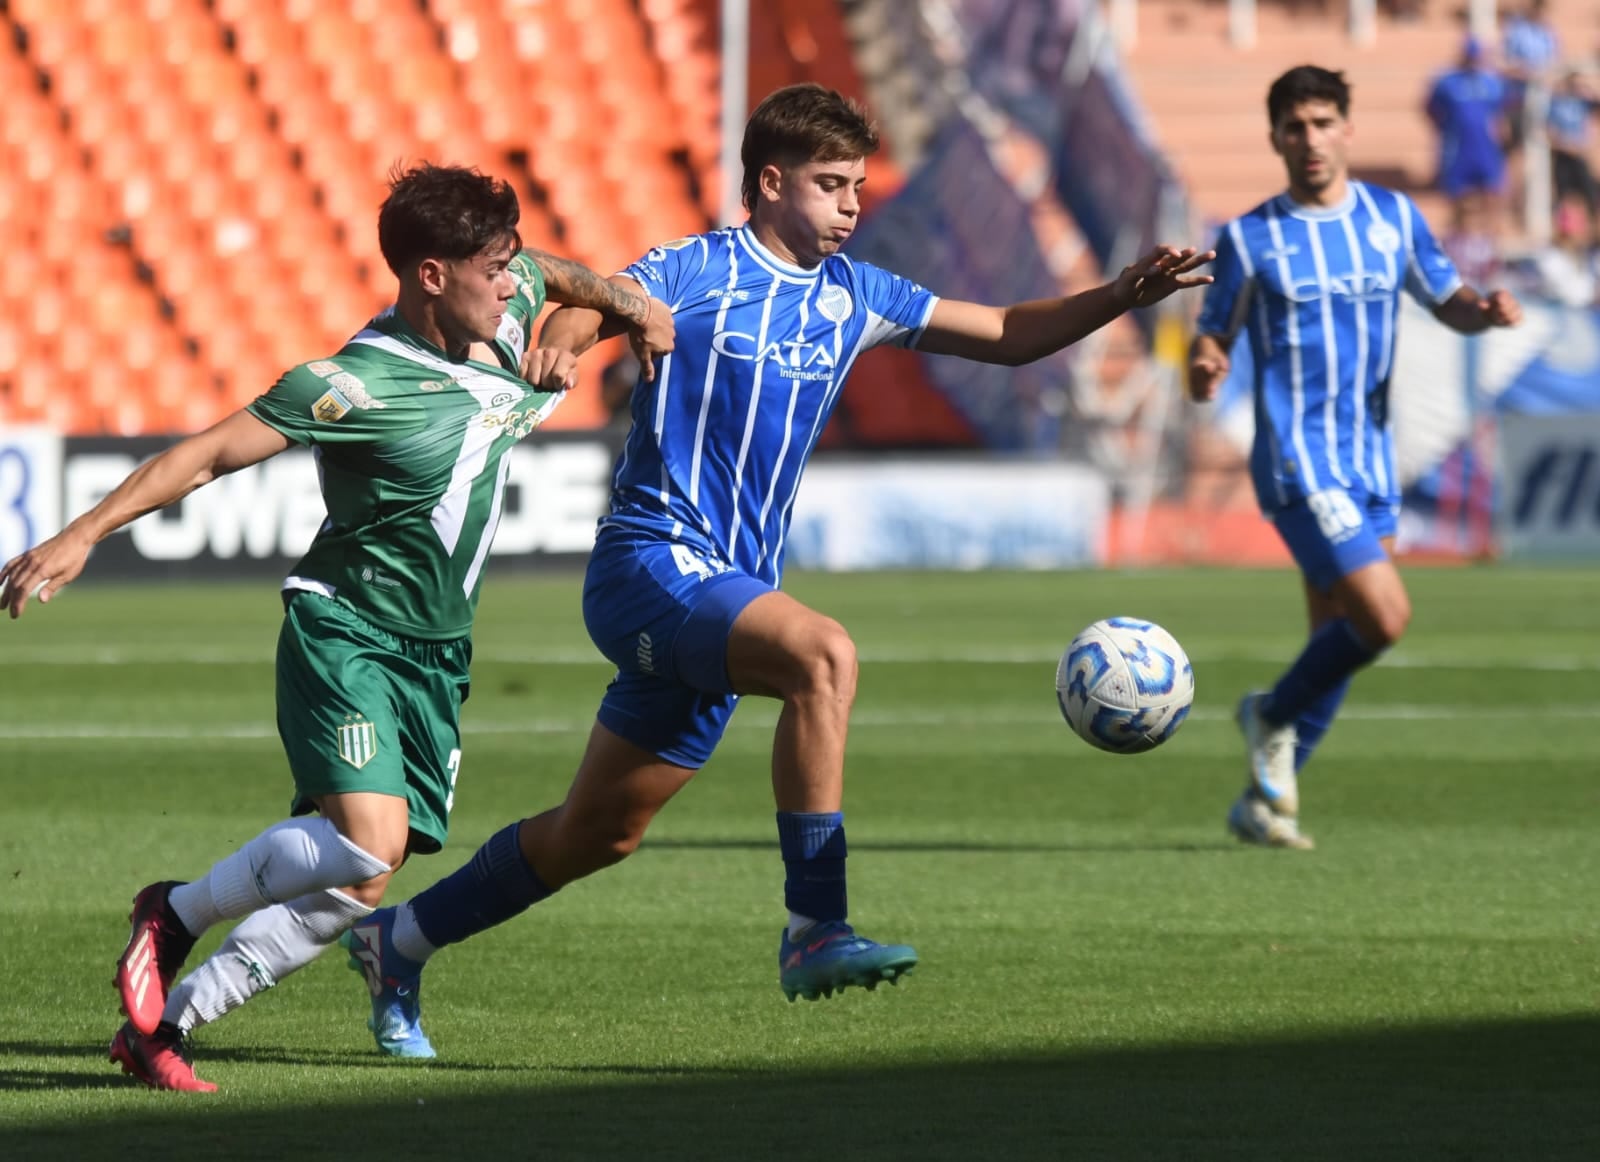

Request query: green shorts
[{"left": 275, "top": 591, "right": 472, "bottom": 854}]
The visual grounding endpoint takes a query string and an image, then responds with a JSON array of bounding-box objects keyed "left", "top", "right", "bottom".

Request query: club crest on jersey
[
  {"left": 497, "top": 315, "right": 526, "bottom": 357},
  {"left": 1366, "top": 221, "right": 1402, "bottom": 255},
  {"left": 816, "top": 285, "right": 853, "bottom": 323},
  {"left": 312, "top": 389, "right": 352, "bottom": 423},
  {"left": 336, "top": 715, "right": 378, "bottom": 769}
]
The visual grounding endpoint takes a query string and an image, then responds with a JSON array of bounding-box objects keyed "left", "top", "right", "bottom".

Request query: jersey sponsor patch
[
  {"left": 337, "top": 715, "right": 378, "bottom": 769},
  {"left": 312, "top": 388, "right": 352, "bottom": 423},
  {"left": 307, "top": 360, "right": 342, "bottom": 377},
  {"left": 419, "top": 380, "right": 449, "bottom": 392}
]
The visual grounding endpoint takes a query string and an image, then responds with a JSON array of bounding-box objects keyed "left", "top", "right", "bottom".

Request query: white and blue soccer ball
[{"left": 1055, "top": 617, "right": 1194, "bottom": 754}]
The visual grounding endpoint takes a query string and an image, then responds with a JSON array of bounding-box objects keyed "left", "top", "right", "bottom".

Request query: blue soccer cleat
[
  {"left": 341, "top": 910, "right": 436, "bottom": 1059},
  {"left": 778, "top": 921, "right": 918, "bottom": 1002}
]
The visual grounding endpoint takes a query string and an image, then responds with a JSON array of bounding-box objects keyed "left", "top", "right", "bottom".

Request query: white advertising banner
[
  {"left": 0, "top": 428, "right": 63, "bottom": 566},
  {"left": 1497, "top": 412, "right": 1600, "bottom": 559},
  {"left": 786, "top": 459, "right": 1109, "bottom": 571}
]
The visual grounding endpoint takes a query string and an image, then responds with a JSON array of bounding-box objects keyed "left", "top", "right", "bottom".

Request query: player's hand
[
  {"left": 519, "top": 346, "right": 579, "bottom": 392},
  {"left": 1187, "top": 352, "right": 1230, "bottom": 402},
  {"left": 1113, "top": 245, "right": 1215, "bottom": 309},
  {"left": 629, "top": 297, "right": 675, "bottom": 383},
  {"left": 1483, "top": 289, "right": 1522, "bottom": 328},
  {"left": 0, "top": 528, "right": 94, "bottom": 619}
]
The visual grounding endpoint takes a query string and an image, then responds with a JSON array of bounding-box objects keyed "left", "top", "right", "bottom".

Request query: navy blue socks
[
  {"left": 777, "top": 811, "right": 848, "bottom": 925},
  {"left": 1262, "top": 618, "right": 1378, "bottom": 727},
  {"left": 409, "top": 822, "right": 555, "bottom": 950}
]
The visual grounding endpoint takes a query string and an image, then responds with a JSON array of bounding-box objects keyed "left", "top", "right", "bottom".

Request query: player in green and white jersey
[{"left": 0, "top": 162, "right": 674, "bottom": 1091}]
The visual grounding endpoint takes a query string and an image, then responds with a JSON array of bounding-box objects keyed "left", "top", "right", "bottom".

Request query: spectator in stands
[
  {"left": 1502, "top": 0, "right": 1562, "bottom": 148},
  {"left": 1426, "top": 37, "right": 1510, "bottom": 237},
  {"left": 1521, "top": 200, "right": 1600, "bottom": 306},
  {"left": 1547, "top": 67, "right": 1600, "bottom": 247}
]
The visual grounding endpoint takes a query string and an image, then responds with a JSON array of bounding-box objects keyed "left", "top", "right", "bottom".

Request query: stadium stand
[{"left": 0, "top": 0, "right": 717, "bottom": 433}]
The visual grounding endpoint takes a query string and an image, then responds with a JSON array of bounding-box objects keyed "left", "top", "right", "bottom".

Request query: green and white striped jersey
[{"left": 247, "top": 252, "right": 558, "bottom": 640}]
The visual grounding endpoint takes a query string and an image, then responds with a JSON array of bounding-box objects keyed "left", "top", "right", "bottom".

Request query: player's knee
[
  {"left": 341, "top": 869, "right": 395, "bottom": 909},
  {"left": 791, "top": 619, "right": 858, "bottom": 704},
  {"left": 1354, "top": 597, "right": 1410, "bottom": 651}
]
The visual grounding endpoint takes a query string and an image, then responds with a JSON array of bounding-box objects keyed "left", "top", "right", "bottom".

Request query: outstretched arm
[
  {"left": 916, "top": 245, "right": 1213, "bottom": 366},
  {"left": 0, "top": 409, "right": 290, "bottom": 618}
]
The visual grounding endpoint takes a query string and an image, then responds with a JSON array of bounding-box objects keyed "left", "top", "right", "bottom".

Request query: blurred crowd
[{"left": 1424, "top": 1, "right": 1600, "bottom": 306}]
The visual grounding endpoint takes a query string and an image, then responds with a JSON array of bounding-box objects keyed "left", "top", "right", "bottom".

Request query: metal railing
[{"left": 1103, "top": 0, "right": 1500, "bottom": 51}]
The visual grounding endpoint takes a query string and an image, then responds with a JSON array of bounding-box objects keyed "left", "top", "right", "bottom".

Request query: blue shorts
[
  {"left": 1439, "top": 151, "right": 1505, "bottom": 197},
  {"left": 1272, "top": 486, "right": 1397, "bottom": 592},
  {"left": 582, "top": 532, "right": 773, "bottom": 768}
]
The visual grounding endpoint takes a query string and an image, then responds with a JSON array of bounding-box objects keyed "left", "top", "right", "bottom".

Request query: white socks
[
  {"left": 165, "top": 889, "right": 373, "bottom": 1034},
  {"left": 168, "top": 817, "right": 390, "bottom": 937},
  {"left": 389, "top": 903, "right": 439, "bottom": 965}
]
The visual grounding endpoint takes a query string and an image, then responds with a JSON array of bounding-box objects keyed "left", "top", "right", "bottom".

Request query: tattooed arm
[
  {"left": 529, "top": 253, "right": 676, "bottom": 382},
  {"left": 524, "top": 248, "right": 650, "bottom": 326}
]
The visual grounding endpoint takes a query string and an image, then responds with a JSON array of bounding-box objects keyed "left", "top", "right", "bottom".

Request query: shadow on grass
[
  {"left": 5, "top": 1016, "right": 1595, "bottom": 1161},
  {"left": 640, "top": 837, "right": 1232, "bottom": 855}
]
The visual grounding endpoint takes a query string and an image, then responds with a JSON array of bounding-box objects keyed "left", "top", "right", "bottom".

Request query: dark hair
[
  {"left": 1266, "top": 66, "right": 1351, "bottom": 128},
  {"left": 740, "top": 84, "right": 880, "bottom": 211},
  {"left": 377, "top": 162, "right": 521, "bottom": 277}
]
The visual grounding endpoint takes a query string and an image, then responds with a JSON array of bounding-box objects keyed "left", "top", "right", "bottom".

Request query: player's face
[
  {"left": 772, "top": 157, "right": 867, "bottom": 264},
  {"left": 1270, "top": 99, "right": 1351, "bottom": 197},
  {"left": 438, "top": 237, "right": 518, "bottom": 345}
]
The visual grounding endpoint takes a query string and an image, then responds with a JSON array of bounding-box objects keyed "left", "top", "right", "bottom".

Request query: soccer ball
[{"left": 1055, "top": 617, "right": 1194, "bottom": 754}]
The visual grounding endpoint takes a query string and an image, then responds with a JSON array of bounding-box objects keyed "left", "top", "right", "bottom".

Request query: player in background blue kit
[
  {"left": 341, "top": 83, "right": 1213, "bottom": 1050},
  {"left": 1188, "top": 66, "right": 1522, "bottom": 851}
]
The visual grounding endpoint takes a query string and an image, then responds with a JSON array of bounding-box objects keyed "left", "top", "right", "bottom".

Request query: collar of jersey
[
  {"left": 735, "top": 225, "right": 825, "bottom": 284},
  {"left": 360, "top": 308, "right": 514, "bottom": 377},
  {"left": 1273, "top": 186, "right": 1358, "bottom": 222}
]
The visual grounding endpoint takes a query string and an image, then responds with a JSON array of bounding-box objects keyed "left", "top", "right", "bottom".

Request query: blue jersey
[
  {"left": 1195, "top": 183, "right": 1462, "bottom": 510},
  {"left": 602, "top": 225, "right": 938, "bottom": 583}
]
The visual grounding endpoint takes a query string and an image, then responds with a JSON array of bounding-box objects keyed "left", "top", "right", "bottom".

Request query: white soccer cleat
[
  {"left": 1235, "top": 691, "right": 1299, "bottom": 818},
  {"left": 1227, "top": 790, "right": 1314, "bottom": 851}
]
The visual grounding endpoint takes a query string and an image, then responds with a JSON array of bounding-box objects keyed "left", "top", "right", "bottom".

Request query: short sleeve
[
  {"left": 1195, "top": 220, "right": 1254, "bottom": 344},
  {"left": 1400, "top": 196, "right": 1463, "bottom": 306},
  {"left": 852, "top": 262, "right": 939, "bottom": 350},
  {"left": 246, "top": 364, "right": 424, "bottom": 446},
  {"left": 622, "top": 235, "right": 713, "bottom": 308},
  {"left": 507, "top": 252, "right": 547, "bottom": 323}
]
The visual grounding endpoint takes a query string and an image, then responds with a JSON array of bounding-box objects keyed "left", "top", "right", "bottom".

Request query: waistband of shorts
[{"left": 284, "top": 591, "right": 470, "bottom": 661}]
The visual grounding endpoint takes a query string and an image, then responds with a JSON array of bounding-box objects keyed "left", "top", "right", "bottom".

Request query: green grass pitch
[{"left": 1, "top": 566, "right": 1596, "bottom": 1160}]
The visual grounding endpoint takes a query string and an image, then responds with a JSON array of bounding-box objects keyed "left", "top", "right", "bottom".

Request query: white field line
[
  {"left": 6, "top": 645, "right": 1600, "bottom": 673},
  {"left": 3, "top": 703, "right": 1598, "bottom": 742}
]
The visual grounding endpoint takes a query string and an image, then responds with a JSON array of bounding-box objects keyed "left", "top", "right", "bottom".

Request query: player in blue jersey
[
  {"left": 1188, "top": 66, "right": 1522, "bottom": 850},
  {"left": 340, "top": 83, "right": 1213, "bottom": 1048}
]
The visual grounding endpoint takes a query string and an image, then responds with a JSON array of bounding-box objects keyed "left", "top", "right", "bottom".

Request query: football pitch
[{"left": 1, "top": 566, "right": 1595, "bottom": 1160}]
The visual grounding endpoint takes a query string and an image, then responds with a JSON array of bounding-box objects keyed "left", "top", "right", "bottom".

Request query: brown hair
[
  {"left": 740, "top": 84, "right": 880, "bottom": 212},
  {"left": 377, "top": 162, "right": 521, "bottom": 277}
]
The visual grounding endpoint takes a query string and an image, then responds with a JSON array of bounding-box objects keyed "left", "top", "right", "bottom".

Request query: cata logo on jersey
[
  {"left": 1283, "top": 270, "right": 1398, "bottom": 303},
  {"left": 710, "top": 329, "right": 838, "bottom": 382}
]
